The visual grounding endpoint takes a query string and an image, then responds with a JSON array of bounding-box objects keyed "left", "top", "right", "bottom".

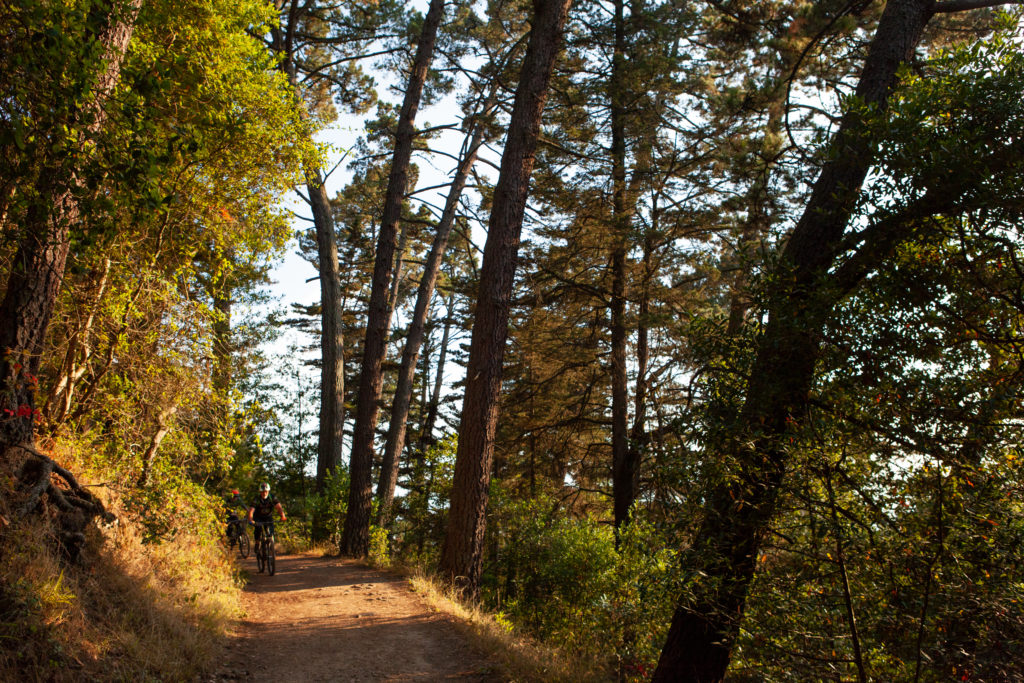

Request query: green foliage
[
  {"left": 304, "top": 468, "right": 351, "bottom": 547},
  {"left": 472, "top": 494, "right": 676, "bottom": 680},
  {"left": 390, "top": 435, "right": 458, "bottom": 565},
  {"left": 368, "top": 524, "right": 390, "bottom": 567}
]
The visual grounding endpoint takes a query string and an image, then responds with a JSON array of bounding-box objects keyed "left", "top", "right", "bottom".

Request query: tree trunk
[
  {"left": 0, "top": 0, "right": 143, "bottom": 451},
  {"left": 652, "top": 2, "right": 935, "bottom": 680},
  {"left": 342, "top": 0, "right": 447, "bottom": 557},
  {"left": 45, "top": 257, "right": 111, "bottom": 429},
  {"left": 438, "top": 0, "right": 574, "bottom": 595},
  {"left": 138, "top": 402, "right": 179, "bottom": 486},
  {"left": 609, "top": 0, "right": 636, "bottom": 534},
  {"left": 419, "top": 291, "right": 454, "bottom": 453},
  {"left": 310, "top": 173, "right": 346, "bottom": 501},
  {"left": 376, "top": 99, "right": 492, "bottom": 526},
  {"left": 625, "top": 233, "right": 651, "bottom": 507},
  {"left": 386, "top": 222, "right": 410, "bottom": 320}
]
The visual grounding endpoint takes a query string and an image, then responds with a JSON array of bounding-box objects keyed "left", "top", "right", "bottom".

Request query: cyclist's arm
[
  {"left": 247, "top": 506, "right": 255, "bottom": 524},
  {"left": 274, "top": 501, "right": 286, "bottom": 521}
]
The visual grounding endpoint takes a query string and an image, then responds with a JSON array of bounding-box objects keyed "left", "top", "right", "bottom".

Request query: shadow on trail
[
  {"left": 238, "top": 555, "right": 404, "bottom": 594},
  {"left": 215, "top": 553, "right": 500, "bottom": 682}
]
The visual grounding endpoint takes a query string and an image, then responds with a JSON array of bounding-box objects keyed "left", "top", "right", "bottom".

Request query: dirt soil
[{"left": 210, "top": 552, "right": 503, "bottom": 682}]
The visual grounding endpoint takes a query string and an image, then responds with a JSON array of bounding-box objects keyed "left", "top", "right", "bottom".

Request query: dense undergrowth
[{"left": 0, "top": 438, "right": 242, "bottom": 682}]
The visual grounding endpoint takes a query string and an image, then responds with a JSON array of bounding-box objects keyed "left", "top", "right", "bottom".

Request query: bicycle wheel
[
  {"left": 267, "top": 536, "right": 276, "bottom": 576},
  {"left": 237, "top": 531, "right": 250, "bottom": 559},
  {"left": 256, "top": 535, "right": 266, "bottom": 573}
]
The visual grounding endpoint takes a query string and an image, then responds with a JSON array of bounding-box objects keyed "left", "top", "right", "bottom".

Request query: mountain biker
[
  {"left": 247, "top": 482, "right": 286, "bottom": 547},
  {"left": 224, "top": 489, "right": 247, "bottom": 544}
]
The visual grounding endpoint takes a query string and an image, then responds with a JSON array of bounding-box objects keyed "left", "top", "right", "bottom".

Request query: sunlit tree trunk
[
  {"left": 438, "top": 0, "right": 574, "bottom": 595},
  {"left": 310, "top": 173, "right": 346, "bottom": 508},
  {"left": 45, "top": 258, "right": 111, "bottom": 429}
]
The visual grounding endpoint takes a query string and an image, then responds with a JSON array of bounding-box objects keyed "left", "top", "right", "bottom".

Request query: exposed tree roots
[{"left": 9, "top": 444, "right": 114, "bottom": 562}]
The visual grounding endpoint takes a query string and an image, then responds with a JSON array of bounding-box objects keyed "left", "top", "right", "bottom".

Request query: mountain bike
[
  {"left": 225, "top": 517, "right": 250, "bottom": 559},
  {"left": 252, "top": 521, "right": 276, "bottom": 576}
]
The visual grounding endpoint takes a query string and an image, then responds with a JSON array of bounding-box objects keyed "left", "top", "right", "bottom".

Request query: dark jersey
[{"left": 250, "top": 494, "right": 279, "bottom": 521}]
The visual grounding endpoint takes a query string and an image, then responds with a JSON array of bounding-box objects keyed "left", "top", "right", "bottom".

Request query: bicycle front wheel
[
  {"left": 256, "top": 537, "right": 266, "bottom": 573},
  {"left": 237, "top": 531, "right": 250, "bottom": 559},
  {"left": 267, "top": 536, "right": 276, "bottom": 576}
]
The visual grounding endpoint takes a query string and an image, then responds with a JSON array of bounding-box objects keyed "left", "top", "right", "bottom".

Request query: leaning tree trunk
[
  {"left": 438, "top": 0, "right": 574, "bottom": 596},
  {"left": 342, "top": 0, "right": 448, "bottom": 557},
  {"left": 652, "top": 1, "right": 936, "bottom": 680},
  {"left": 309, "top": 173, "right": 346, "bottom": 496},
  {"left": 0, "top": 0, "right": 143, "bottom": 451},
  {"left": 375, "top": 96, "right": 494, "bottom": 527},
  {"left": 138, "top": 402, "right": 179, "bottom": 486}
]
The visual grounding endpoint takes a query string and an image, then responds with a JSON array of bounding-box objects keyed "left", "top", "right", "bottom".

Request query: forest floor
[{"left": 208, "top": 552, "right": 503, "bottom": 682}]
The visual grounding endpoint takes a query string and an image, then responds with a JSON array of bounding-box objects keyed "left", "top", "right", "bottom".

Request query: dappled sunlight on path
[{"left": 209, "top": 553, "right": 500, "bottom": 682}]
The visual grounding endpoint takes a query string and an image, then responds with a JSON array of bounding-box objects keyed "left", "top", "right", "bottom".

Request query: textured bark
[
  {"left": 310, "top": 174, "right": 346, "bottom": 495},
  {"left": 652, "top": 2, "right": 935, "bottom": 680},
  {"left": 342, "top": 0, "right": 447, "bottom": 557},
  {"left": 626, "top": 235, "right": 651, "bottom": 501},
  {"left": 438, "top": 0, "right": 574, "bottom": 594},
  {"left": 0, "top": 0, "right": 142, "bottom": 450},
  {"left": 609, "top": 0, "right": 635, "bottom": 533},
  {"left": 376, "top": 102, "right": 492, "bottom": 526}
]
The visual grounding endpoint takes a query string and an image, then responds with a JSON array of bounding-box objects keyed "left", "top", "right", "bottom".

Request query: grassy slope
[{"left": 0, "top": 443, "right": 241, "bottom": 682}]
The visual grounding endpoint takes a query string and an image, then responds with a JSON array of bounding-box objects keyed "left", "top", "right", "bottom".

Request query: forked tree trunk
[
  {"left": 342, "top": 0, "right": 448, "bottom": 557},
  {"left": 0, "top": 0, "right": 143, "bottom": 451},
  {"left": 652, "top": 1, "right": 935, "bottom": 679},
  {"left": 375, "top": 98, "right": 493, "bottom": 526},
  {"left": 438, "top": 0, "right": 574, "bottom": 595}
]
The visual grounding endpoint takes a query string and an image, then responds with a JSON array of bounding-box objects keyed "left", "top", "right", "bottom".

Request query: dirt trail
[{"left": 211, "top": 552, "right": 502, "bottom": 682}]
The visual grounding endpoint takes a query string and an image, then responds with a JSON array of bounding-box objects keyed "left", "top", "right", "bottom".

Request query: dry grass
[
  {"left": 404, "top": 568, "right": 612, "bottom": 683},
  {"left": 0, "top": 443, "right": 243, "bottom": 682}
]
